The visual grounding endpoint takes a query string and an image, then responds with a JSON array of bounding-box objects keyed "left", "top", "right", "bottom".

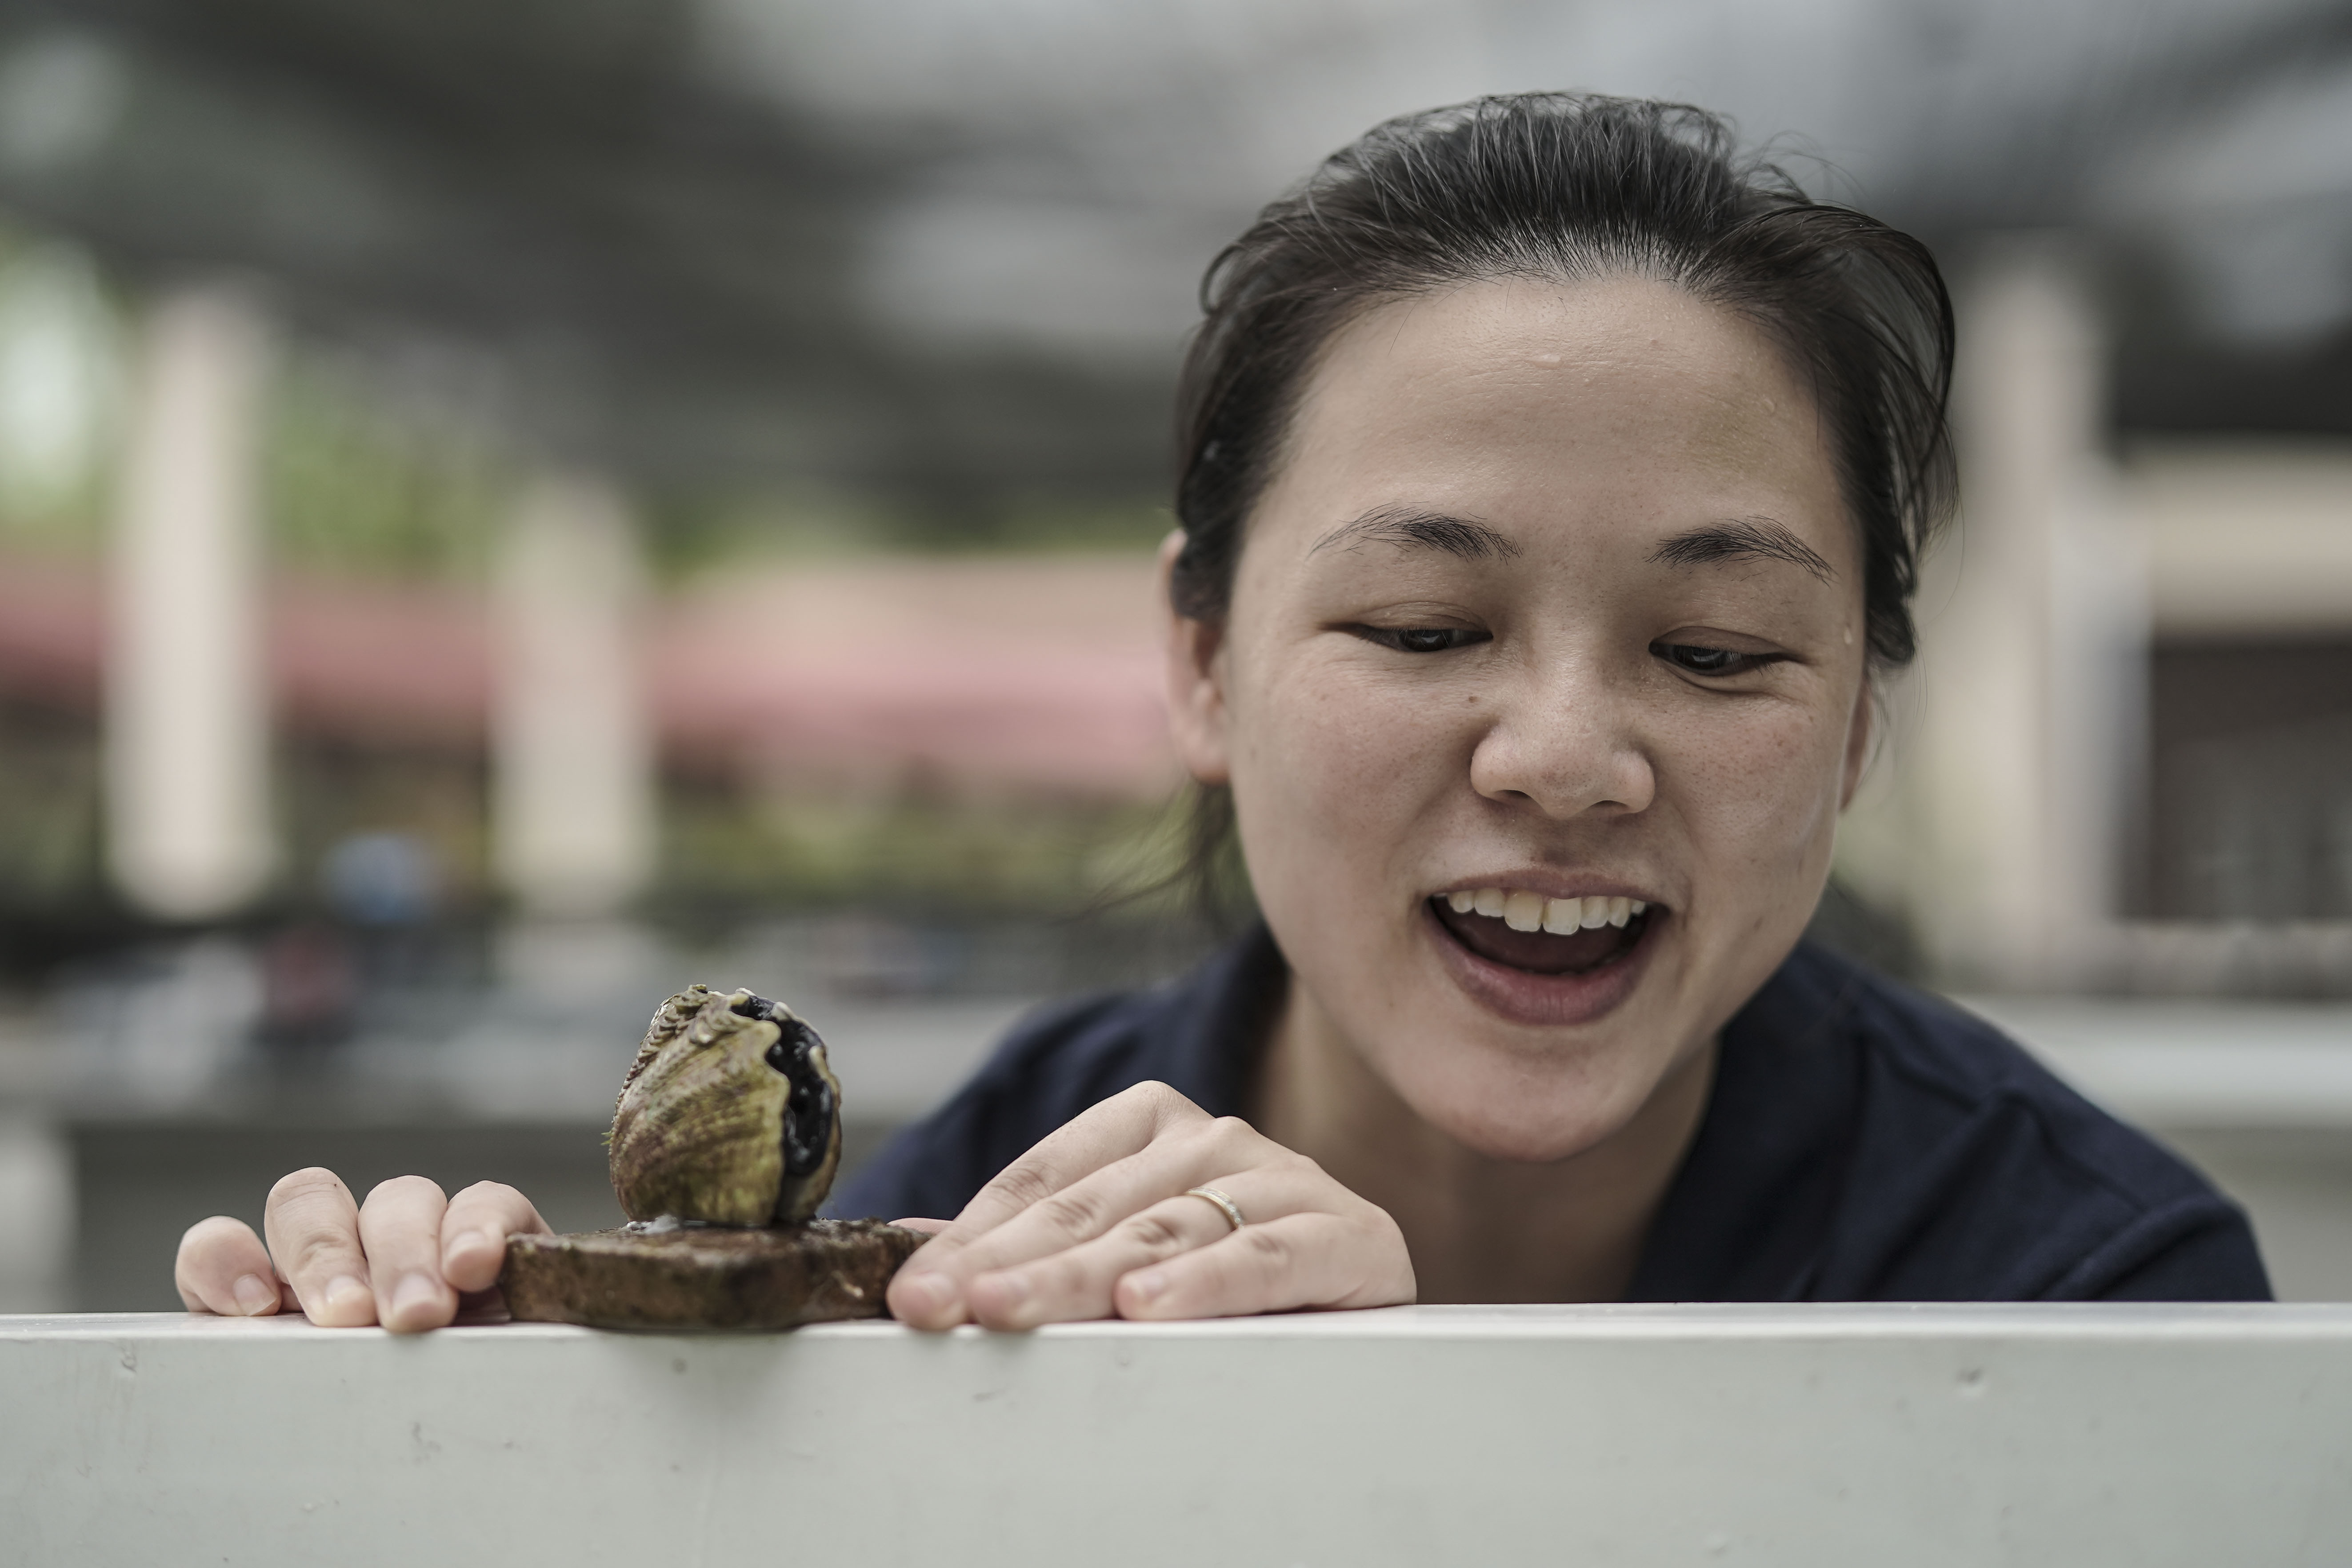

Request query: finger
[
  {"left": 964, "top": 1188, "right": 1243, "bottom": 1331},
  {"left": 893, "top": 1111, "right": 1263, "bottom": 1332},
  {"left": 175, "top": 1216, "right": 282, "bottom": 1316},
  {"left": 889, "top": 1217, "right": 950, "bottom": 1235},
  {"left": 263, "top": 1168, "right": 377, "bottom": 1327},
  {"left": 1114, "top": 1211, "right": 1416, "bottom": 1321},
  {"left": 946, "top": 1118, "right": 1270, "bottom": 1285},
  {"left": 357, "top": 1176, "right": 455, "bottom": 1333},
  {"left": 948, "top": 1082, "right": 1211, "bottom": 1241},
  {"left": 889, "top": 1082, "right": 1212, "bottom": 1329},
  {"left": 437, "top": 1182, "right": 551, "bottom": 1293}
]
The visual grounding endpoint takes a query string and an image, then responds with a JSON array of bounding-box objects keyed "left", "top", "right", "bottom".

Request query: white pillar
[
  {"left": 103, "top": 284, "right": 275, "bottom": 920},
  {"left": 491, "top": 470, "right": 656, "bottom": 920},
  {"left": 1906, "top": 240, "right": 2145, "bottom": 987}
]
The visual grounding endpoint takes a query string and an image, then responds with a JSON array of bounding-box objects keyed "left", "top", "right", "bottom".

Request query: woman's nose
[{"left": 1465, "top": 656, "right": 1657, "bottom": 820}]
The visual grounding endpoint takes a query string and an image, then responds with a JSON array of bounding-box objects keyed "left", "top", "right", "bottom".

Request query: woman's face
[{"left": 1167, "top": 274, "right": 1872, "bottom": 1163}]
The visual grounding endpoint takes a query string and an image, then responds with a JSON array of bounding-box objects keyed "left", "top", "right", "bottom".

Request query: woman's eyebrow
[
  {"left": 1647, "top": 516, "right": 1834, "bottom": 583},
  {"left": 1309, "top": 505, "right": 1522, "bottom": 560}
]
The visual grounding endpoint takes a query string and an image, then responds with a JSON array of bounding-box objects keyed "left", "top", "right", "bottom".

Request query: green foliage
[
  {"left": 0, "top": 707, "right": 102, "bottom": 911},
  {"left": 0, "top": 232, "right": 119, "bottom": 559},
  {"left": 653, "top": 782, "right": 1190, "bottom": 928},
  {"left": 262, "top": 355, "right": 508, "bottom": 582},
  {"left": 642, "top": 483, "right": 901, "bottom": 582},
  {"left": 884, "top": 493, "right": 1176, "bottom": 556},
  {"left": 644, "top": 482, "right": 1172, "bottom": 584}
]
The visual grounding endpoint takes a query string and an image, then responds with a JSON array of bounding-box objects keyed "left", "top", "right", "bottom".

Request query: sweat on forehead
[{"left": 1248, "top": 274, "right": 1854, "bottom": 596}]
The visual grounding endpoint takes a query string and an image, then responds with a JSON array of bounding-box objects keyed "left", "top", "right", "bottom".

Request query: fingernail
[
  {"left": 320, "top": 1274, "right": 371, "bottom": 1322},
  {"left": 899, "top": 1272, "right": 958, "bottom": 1320},
  {"left": 231, "top": 1273, "right": 277, "bottom": 1316},
  {"left": 390, "top": 1272, "right": 442, "bottom": 1324},
  {"left": 1126, "top": 1268, "right": 1167, "bottom": 1304},
  {"left": 443, "top": 1228, "right": 499, "bottom": 1272}
]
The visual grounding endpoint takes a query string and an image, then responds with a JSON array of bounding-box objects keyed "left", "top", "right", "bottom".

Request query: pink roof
[
  {"left": 654, "top": 555, "right": 1175, "bottom": 797},
  {"left": 0, "top": 556, "right": 103, "bottom": 708},
  {"left": 0, "top": 552, "right": 1177, "bottom": 800}
]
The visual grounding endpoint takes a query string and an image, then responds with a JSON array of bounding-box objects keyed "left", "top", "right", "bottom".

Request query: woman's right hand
[
  {"left": 885, "top": 1081, "right": 1415, "bottom": 1329},
  {"left": 173, "top": 1169, "right": 552, "bottom": 1332}
]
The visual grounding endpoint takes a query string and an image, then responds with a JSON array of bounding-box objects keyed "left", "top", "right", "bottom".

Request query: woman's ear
[
  {"left": 1838, "top": 671, "right": 1875, "bottom": 812},
  {"left": 1157, "top": 528, "right": 1232, "bottom": 786}
]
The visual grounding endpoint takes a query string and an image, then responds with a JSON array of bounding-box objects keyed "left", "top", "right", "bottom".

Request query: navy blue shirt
[{"left": 836, "top": 927, "right": 2271, "bottom": 1301}]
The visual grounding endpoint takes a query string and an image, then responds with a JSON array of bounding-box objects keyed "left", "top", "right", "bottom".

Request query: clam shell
[{"left": 608, "top": 985, "right": 843, "bottom": 1225}]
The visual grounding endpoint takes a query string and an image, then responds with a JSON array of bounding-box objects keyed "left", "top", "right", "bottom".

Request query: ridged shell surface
[{"left": 607, "top": 985, "right": 841, "bottom": 1225}]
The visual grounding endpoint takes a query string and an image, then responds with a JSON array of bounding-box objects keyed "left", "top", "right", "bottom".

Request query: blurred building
[
  {"left": 0, "top": 0, "right": 2348, "bottom": 1304},
  {"left": 0, "top": 0, "right": 2341, "bottom": 981}
]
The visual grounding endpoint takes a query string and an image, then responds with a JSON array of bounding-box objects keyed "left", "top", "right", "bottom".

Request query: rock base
[{"left": 502, "top": 1219, "right": 926, "bottom": 1331}]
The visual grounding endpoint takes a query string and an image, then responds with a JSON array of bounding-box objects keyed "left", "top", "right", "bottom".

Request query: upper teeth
[{"left": 1445, "top": 888, "right": 1647, "bottom": 932}]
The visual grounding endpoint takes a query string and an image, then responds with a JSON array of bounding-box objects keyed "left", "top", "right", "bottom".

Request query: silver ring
[{"left": 1182, "top": 1185, "right": 1246, "bottom": 1232}]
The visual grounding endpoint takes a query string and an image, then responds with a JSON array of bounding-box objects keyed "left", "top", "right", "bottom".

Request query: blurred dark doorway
[{"left": 2144, "top": 636, "right": 2352, "bottom": 920}]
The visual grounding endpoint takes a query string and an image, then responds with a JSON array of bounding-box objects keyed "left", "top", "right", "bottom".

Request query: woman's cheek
[
  {"left": 1672, "top": 696, "right": 1849, "bottom": 922},
  {"left": 1238, "top": 656, "right": 1460, "bottom": 937},
  {"left": 1267, "top": 655, "right": 1454, "bottom": 796}
]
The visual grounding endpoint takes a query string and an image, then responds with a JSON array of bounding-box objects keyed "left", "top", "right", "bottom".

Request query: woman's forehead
[
  {"left": 1265, "top": 275, "right": 1847, "bottom": 564},
  {"left": 1315, "top": 274, "right": 1798, "bottom": 414}
]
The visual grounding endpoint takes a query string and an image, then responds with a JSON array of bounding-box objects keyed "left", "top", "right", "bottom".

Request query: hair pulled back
[{"left": 1169, "top": 92, "right": 1955, "bottom": 671}]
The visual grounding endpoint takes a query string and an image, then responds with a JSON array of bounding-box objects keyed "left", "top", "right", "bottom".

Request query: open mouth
[{"left": 1428, "top": 887, "right": 1657, "bottom": 976}]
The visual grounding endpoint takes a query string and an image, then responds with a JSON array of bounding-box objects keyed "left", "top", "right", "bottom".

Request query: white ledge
[
  {"left": 13, "top": 1299, "right": 2352, "bottom": 1341},
  {"left": 8, "top": 1305, "right": 2352, "bottom": 1565}
]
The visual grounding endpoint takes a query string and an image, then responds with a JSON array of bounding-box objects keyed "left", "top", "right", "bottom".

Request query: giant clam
[
  {"left": 608, "top": 985, "right": 844, "bottom": 1225},
  {"left": 500, "top": 984, "right": 923, "bottom": 1331}
]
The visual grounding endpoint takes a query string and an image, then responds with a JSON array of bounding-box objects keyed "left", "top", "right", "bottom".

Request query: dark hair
[{"left": 1159, "top": 93, "right": 1955, "bottom": 918}]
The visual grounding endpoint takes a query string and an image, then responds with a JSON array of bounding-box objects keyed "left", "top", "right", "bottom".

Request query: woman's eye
[
  {"left": 1652, "top": 641, "right": 1775, "bottom": 677},
  {"left": 1349, "top": 625, "right": 1488, "bottom": 654}
]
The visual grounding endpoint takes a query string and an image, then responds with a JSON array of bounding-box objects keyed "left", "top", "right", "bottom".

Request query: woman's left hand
[{"left": 884, "top": 1080, "right": 1415, "bottom": 1330}]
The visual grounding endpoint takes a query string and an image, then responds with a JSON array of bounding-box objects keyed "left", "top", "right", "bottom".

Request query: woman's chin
[{"left": 1418, "top": 896, "right": 1662, "bottom": 1030}]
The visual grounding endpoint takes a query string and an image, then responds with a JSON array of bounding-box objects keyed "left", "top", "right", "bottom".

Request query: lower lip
[{"left": 1420, "top": 901, "right": 1660, "bottom": 1028}]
